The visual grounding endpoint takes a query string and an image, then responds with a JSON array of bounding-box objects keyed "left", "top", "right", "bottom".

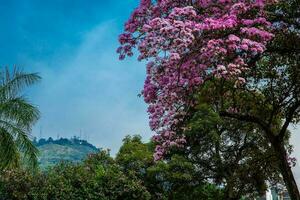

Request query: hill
[{"left": 34, "top": 137, "right": 99, "bottom": 169}]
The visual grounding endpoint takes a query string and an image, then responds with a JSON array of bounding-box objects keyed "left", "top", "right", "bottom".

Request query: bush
[
  {"left": 0, "top": 150, "right": 151, "bottom": 200},
  {"left": 0, "top": 143, "right": 223, "bottom": 200}
]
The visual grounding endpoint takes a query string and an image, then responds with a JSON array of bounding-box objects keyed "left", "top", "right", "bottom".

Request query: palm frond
[
  {"left": 0, "top": 66, "right": 41, "bottom": 100},
  {"left": 0, "top": 119, "right": 39, "bottom": 169},
  {"left": 0, "top": 97, "right": 40, "bottom": 129},
  {"left": 15, "top": 130, "right": 39, "bottom": 169},
  {"left": 0, "top": 128, "right": 19, "bottom": 169},
  {"left": 0, "top": 66, "right": 41, "bottom": 169}
]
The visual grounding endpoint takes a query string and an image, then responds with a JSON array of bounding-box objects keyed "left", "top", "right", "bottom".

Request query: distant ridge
[{"left": 34, "top": 137, "right": 99, "bottom": 169}]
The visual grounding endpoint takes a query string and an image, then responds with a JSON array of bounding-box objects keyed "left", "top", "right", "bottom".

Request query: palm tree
[{"left": 0, "top": 67, "right": 41, "bottom": 169}]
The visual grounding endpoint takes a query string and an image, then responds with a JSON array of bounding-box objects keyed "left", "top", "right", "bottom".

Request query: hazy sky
[
  {"left": 0, "top": 0, "right": 299, "bottom": 185},
  {"left": 0, "top": 0, "right": 150, "bottom": 154}
]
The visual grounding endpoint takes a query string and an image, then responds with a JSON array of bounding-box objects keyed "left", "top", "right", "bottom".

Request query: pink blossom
[{"left": 118, "top": 0, "right": 276, "bottom": 160}]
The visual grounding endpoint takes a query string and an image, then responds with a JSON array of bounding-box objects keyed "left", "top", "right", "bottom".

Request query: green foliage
[
  {"left": 0, "top": 67, "right": 41, "bottom": 170},
  {"left": 116, "top": 135, "right": 153, "bottom": 178},
  {"left": 181, "top": 102, "right": 282, "bottom": 199},
  {"left": 146, "top": 154, "right": 224, "bottom": 200},
  {"left": 38, "top": 163, "right": 96, "bottom": 200},
  {"left": 0, "top": 136, "right": 224, "bottom": 200},
  {"left": 0, "top": 150, "right": 151, "bottom": 200},
  {"left": 0, "top": 168, "right": 45, "bottom": 200},
  {"left": 116, "top": 135, "right": 224, "bottom": 200}
]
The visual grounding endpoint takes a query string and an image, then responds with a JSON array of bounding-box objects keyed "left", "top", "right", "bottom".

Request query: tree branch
[
  {"left": 278, "top": 101, "right": 300, "bottom": 140},
  {"left": 219, "top": 111, "right": 274, "bottom": 141}
]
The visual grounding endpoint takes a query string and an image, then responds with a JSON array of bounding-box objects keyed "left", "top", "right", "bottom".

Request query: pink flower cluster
[{"left": 118, "top": 0, "right": 276, "bottom": 161}]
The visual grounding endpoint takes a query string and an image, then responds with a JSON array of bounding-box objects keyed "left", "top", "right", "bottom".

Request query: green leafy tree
[
  {"left": 179, "top": 102, "right": 285, "bottom": 199},
  {"left": 0, "top": 67, "right": 41, "bottom": 169},
  {"left": 116, "top": 135, "right": 224, "bottom": 200},
  {"left": 147, "top": 155, "right": 224, "bottom": 200},
  {"left": 0, "top": 140, "right": 227, "bottom": 200},
  {"left": 215, "top": 2, "right": 300, "bottom": 197},
  {"left": 116, "top": 135, "right": 165, "bottom": 199},
  {"left": 39, "top": 150, "right": 151, "bottom": 200},
  {"left": 0, "top": 150, "right": 151, "bottom": 200},
  {"left": 0, "top": 168, "right": 45, "bottom": 200},
  {"left": 116, "top": 135, "right": 153, "bottom": 178},
  {"left": 118, "top": 0, "right": 300, "bottom": 198}
]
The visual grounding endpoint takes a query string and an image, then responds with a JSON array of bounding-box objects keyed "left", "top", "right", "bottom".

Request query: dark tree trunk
[
  {"left": 223, "top": 192, "right": 240, "bottom": 200},
  {"left": 219, "top": 111, "right": 300, "bottom": 198},
  {"left": 272, "top": 139, "right": 300, "bottom": 200},
  {"left": 223, "top": 194, "right": 240, "bottom": 200},
  {"left": 223, "top": 180, "right": 241, "bottom": 200}
]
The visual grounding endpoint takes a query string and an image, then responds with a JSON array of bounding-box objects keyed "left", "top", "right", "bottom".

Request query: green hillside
[{"left": 34, "top": 137, "right": 99, "bottom": 169}]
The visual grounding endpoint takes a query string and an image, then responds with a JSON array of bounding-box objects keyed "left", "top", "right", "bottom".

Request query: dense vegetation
[{"left": 0, "top": 135, "right": 224, "bottom": 200}]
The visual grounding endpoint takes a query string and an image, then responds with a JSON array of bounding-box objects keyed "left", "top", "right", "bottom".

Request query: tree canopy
[{"left": 118, "top": 0, "right": 300, "bottom": 198}]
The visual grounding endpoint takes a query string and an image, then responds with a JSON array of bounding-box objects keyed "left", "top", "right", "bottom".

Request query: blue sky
[{"left": 0, "top": 0, "right": 151, "bottom": 155}]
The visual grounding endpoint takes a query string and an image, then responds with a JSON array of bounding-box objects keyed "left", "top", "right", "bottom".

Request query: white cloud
[{"left": 29, "top": 21, "right": 151, "bottom": 155}]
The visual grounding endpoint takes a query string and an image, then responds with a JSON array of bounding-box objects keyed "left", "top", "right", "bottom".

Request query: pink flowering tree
[
  {"left": 118, "top": 0, "right": 274, "bottom": 160},
  {"left": 118, "top": 0, "right": 300, "bottom": 198}
]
